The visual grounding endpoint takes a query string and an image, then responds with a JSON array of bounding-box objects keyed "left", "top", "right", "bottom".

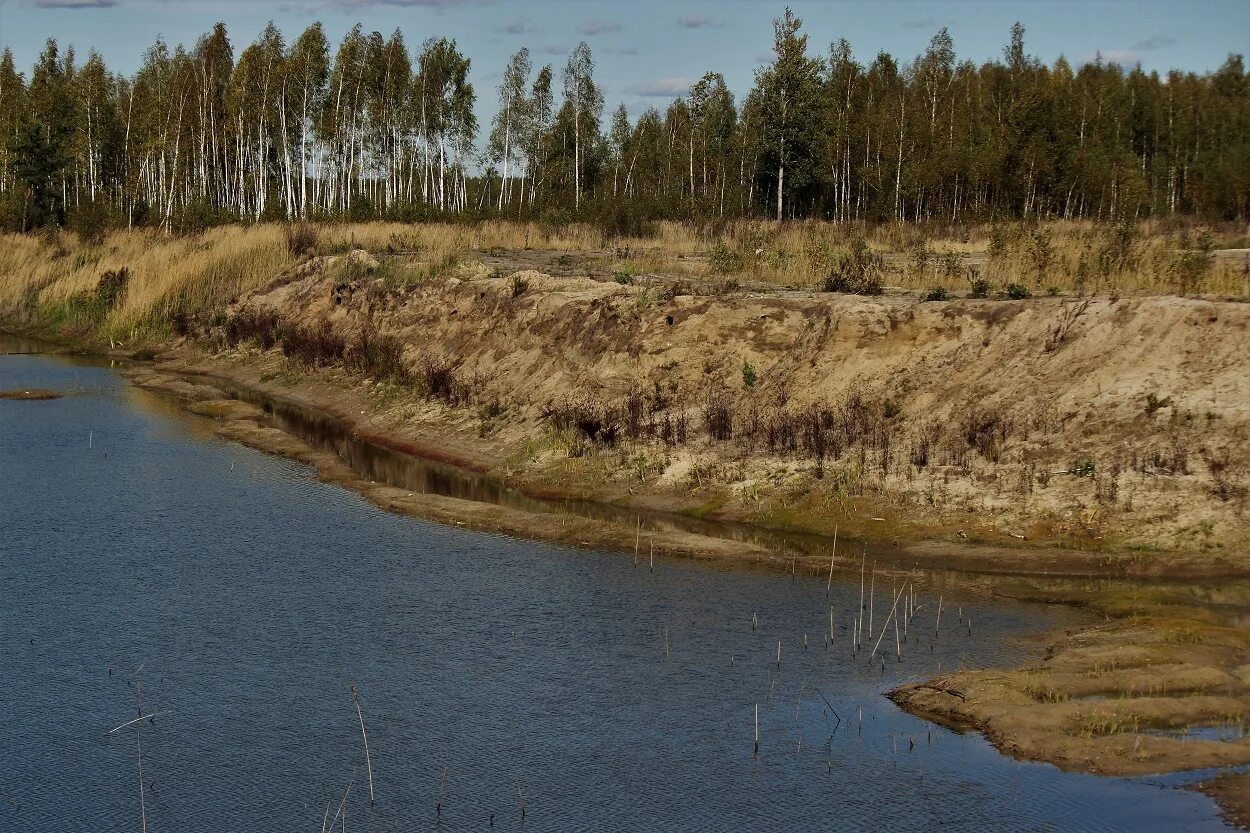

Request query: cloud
[
  {"left": 535, "top": 44, "right": 568, "bottom": 56},
  {"left": 578, "top": 21, "right": 622, "bottom": 36},
  {"left": 902, "top": 17, "right": 937, "bottom": 30},
  {"left": 500, "top": 17, "right": 530, "bottom": 34},
  {"left": 1132, "top": 34, "right": 1177, "bottom": 51},
  {"left": 334, "top": 0, "right": 467, "bottom": 7},
  {"left": 1090, "top": 49, "right": 1140, "bottom": 66},
  {"left": 678, "top": 14, "right": 717, "bottom": 29},
  {"left": 35, "top": 0, "right": 118, "bottom": 7},
  {"left": 625, "top": 76, "right": 694, "bottom": 97}
]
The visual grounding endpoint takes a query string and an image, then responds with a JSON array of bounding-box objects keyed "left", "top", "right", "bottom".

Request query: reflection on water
[
  {"left": 197, "top": 373, "right": 878, "bottom": 556},
  {"left": 0, "top": 343, "right": 1242, "bottom": 833}
]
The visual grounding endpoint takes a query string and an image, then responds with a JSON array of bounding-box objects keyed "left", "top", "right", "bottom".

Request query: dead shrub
[{"left": 285, "top": 223, "right": 320, "bottom": 257}]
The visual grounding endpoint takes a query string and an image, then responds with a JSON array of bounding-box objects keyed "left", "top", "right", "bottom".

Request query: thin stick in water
[
  {"left": 350, "top": 685, "right": 375, "bottom": 805},
  {"left": 826, "top": 525, "right": 839, "bottom": 596}
]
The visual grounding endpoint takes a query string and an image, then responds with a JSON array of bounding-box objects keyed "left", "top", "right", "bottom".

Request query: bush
[
  {"left": 704, "top": 390, "right": 733, "bottom": 440},
  {"left": 823, "top": 238, "right": 884, "bottom": 296},
  {"left": 969, "top": 277, "right": 992, "bottom": 298},
  {"left": 742, "top": 361, "right": 758, "bottom": 388},
  {"left": 709, "top": 240, "right": 744, "bottom": 273},
  {"left": 1144, "top": 392, "right": 1172, "bottom": 416},
  {"left": 346, "top": 328, "right": 410, "bottom": 384},
  {"left": 285, "top": 223, "right": 320, "bottom": 257},
  {"left": 923, "top": 286, "right": 949, "bottom": 302},
  {"left": 420, "top": 356, "right": 470, "bottom": 405},
  {"left": 225, "top": 308, "right": 283, "bottom": 349},
  {"left": 1005, "top": 283, "right": 1032, "bottom": 300},
  {"left": 281, "top": 320, "right": 346, "bottom": 367},
  {"left": 510, "top": 273, "right": 530, "bottom": 297},
  {"left": 96, "top": 267, "right": 130, "bottom": 308}
]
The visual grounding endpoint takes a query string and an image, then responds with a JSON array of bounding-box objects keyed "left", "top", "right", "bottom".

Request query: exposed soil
[
  {"left": 186, "top": 250, "right": 1250, "bottom": 570},
  {"left": 1198, "top": 772, "right": 1250, "bottom": 830}
]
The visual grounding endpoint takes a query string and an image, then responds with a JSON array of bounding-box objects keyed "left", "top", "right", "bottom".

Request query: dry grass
[
  {"left": 3, "top": 219, "right": 1246, "bottom": 345},
  {"left": 0, "top": 225, "right": 295, "bottom": 338}
]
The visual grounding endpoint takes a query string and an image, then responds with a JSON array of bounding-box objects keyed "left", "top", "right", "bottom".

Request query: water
[{"left": 0, "top": 348, "right": 1239, "bottom": 832}]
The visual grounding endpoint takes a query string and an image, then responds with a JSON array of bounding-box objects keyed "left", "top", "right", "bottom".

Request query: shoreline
[
  {"left": 6, "top": 331, "right": 1250, "bottom": 830},
  {"left": 138, "top": 344, "right": 1250, "bottom": 582}
]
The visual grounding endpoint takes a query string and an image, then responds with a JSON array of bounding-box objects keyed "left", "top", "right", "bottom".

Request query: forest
[{"left": 0, "top": 8, "right": 1247, "bottom": 235}]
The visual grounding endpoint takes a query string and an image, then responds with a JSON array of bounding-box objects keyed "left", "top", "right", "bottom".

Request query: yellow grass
[{"left": 1, "top": 218, "right": 1245, "bottom": 345}]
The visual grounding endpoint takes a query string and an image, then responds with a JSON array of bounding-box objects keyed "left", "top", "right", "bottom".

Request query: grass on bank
[{"left": 1, "top": 218, "right": 1247, "bottom": 342}]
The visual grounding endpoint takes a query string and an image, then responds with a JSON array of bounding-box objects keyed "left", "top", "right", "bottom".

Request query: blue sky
[{"left": 2, "top": 0, "right": 1246, "bottom": 128}]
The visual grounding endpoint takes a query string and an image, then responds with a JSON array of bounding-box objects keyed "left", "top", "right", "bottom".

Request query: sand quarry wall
[{"left": 238, "top": 259, "right": 1250, "bottom": 549}]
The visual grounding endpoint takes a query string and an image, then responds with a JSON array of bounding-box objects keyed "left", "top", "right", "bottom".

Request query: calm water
[{"left": 0, "top": 349, "right": 1238, "bottom": 832}]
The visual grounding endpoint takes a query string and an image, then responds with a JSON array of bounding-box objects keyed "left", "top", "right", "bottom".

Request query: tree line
[{"left": 1, "top": 8, "right": 1246, "bottom": 234}]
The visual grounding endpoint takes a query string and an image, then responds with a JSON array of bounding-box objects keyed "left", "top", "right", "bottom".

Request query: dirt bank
[{"left": 173, "top": 250, "right": 1249, "bottom": 571}]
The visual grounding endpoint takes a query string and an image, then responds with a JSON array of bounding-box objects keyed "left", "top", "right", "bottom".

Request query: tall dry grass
[
  {"left": 2, "top": 218, "right": 1246, "bottom": 346},
  {"left": 0, "top": 225, "right": 295, "bottom": 338}
]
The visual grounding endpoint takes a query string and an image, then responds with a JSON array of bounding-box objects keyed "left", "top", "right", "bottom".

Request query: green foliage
[
  {"left": 969, "top": 276, "right": 992, "bottom": 298},
  {"left": 709, "top": 240, "right": 744, "bottom": 273},
  {"left": 741, "top": 360, "right": 758, "bottom": 388},
  {"left": 923, "top": 286, "right": 949, "bottom": 301},
  {"left": 1005, "top": 283, "right": 1032, "bottom": 300},
  {"left": 1068, "top": 459, "right": 1096, "bottom": 478}
]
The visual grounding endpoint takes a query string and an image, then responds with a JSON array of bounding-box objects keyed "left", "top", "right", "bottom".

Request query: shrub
[
  {"left": 347, "top": 328, "right": 410, "bottom": 384},
  {"left": 225, "top": 308, "right": 283, "bottom": 349},
  {"left": 285, "top": 223, "right": 320, "bottom": 257},
  {"left": 704, "top": 390, "right": 733, "bottom": 440},
  {"left": 742, "top": 361, "right": 758, "bottom": 388},
  {"left": 1005, "top": 283, "right": 1032, "bottom": 300},
  {"left": 709, "top": 240, "right": 744, "bottom": 273},
  {"left": 969, "top": 276, "right": 992, "bottom": 298},
  {"left": 510, "top": 273, "right": 530, "bottom": 297},
  {"left": 281, "top": 320, "right": 346, "bottom": 367},
  {"left": 823, "top": 238, "right": 884, "bottom": 296},
  {"left": 96, "top": 267, "right": 130, "bottom": 308},
  {"left": 1144, "top": 392, "right": 1172, "bottom": 416},
  {"left": 420, "top": 356, "right": 469, "bottom": 405},
  {"left": 963, "top": 407, "right": 1013, "bottom": 462},
  {"left": 923, "top": 286, "right": 949, "bottom": 302}
]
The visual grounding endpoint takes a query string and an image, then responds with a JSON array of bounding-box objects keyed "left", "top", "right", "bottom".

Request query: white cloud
[
  {"left": 578, "top": 21, "right": 622, "bottom": 36},
  {"left": 678, "top": 14, "right": 717, "bottom": 29},
  {"left": 1089, "top": 49, "right": 1140, "bottom": 66},
  {"left": 35, "top": 0, "right": 118, "bottom": 7},
  {"left": 1133, "top": 34, "right": 1177, "bottom": 51},
  {"left": 625, "top": 76, "right": 694, "bottom": 97}
]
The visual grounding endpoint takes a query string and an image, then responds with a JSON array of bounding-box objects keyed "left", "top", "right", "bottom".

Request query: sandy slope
[{"left": 225, "top": 254, "right": 1248, "bottom": 563}]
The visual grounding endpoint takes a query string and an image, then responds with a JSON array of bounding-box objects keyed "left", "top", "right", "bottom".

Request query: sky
[{"left": 1, "top": 0, "right": 1247, "bottom": 130}]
